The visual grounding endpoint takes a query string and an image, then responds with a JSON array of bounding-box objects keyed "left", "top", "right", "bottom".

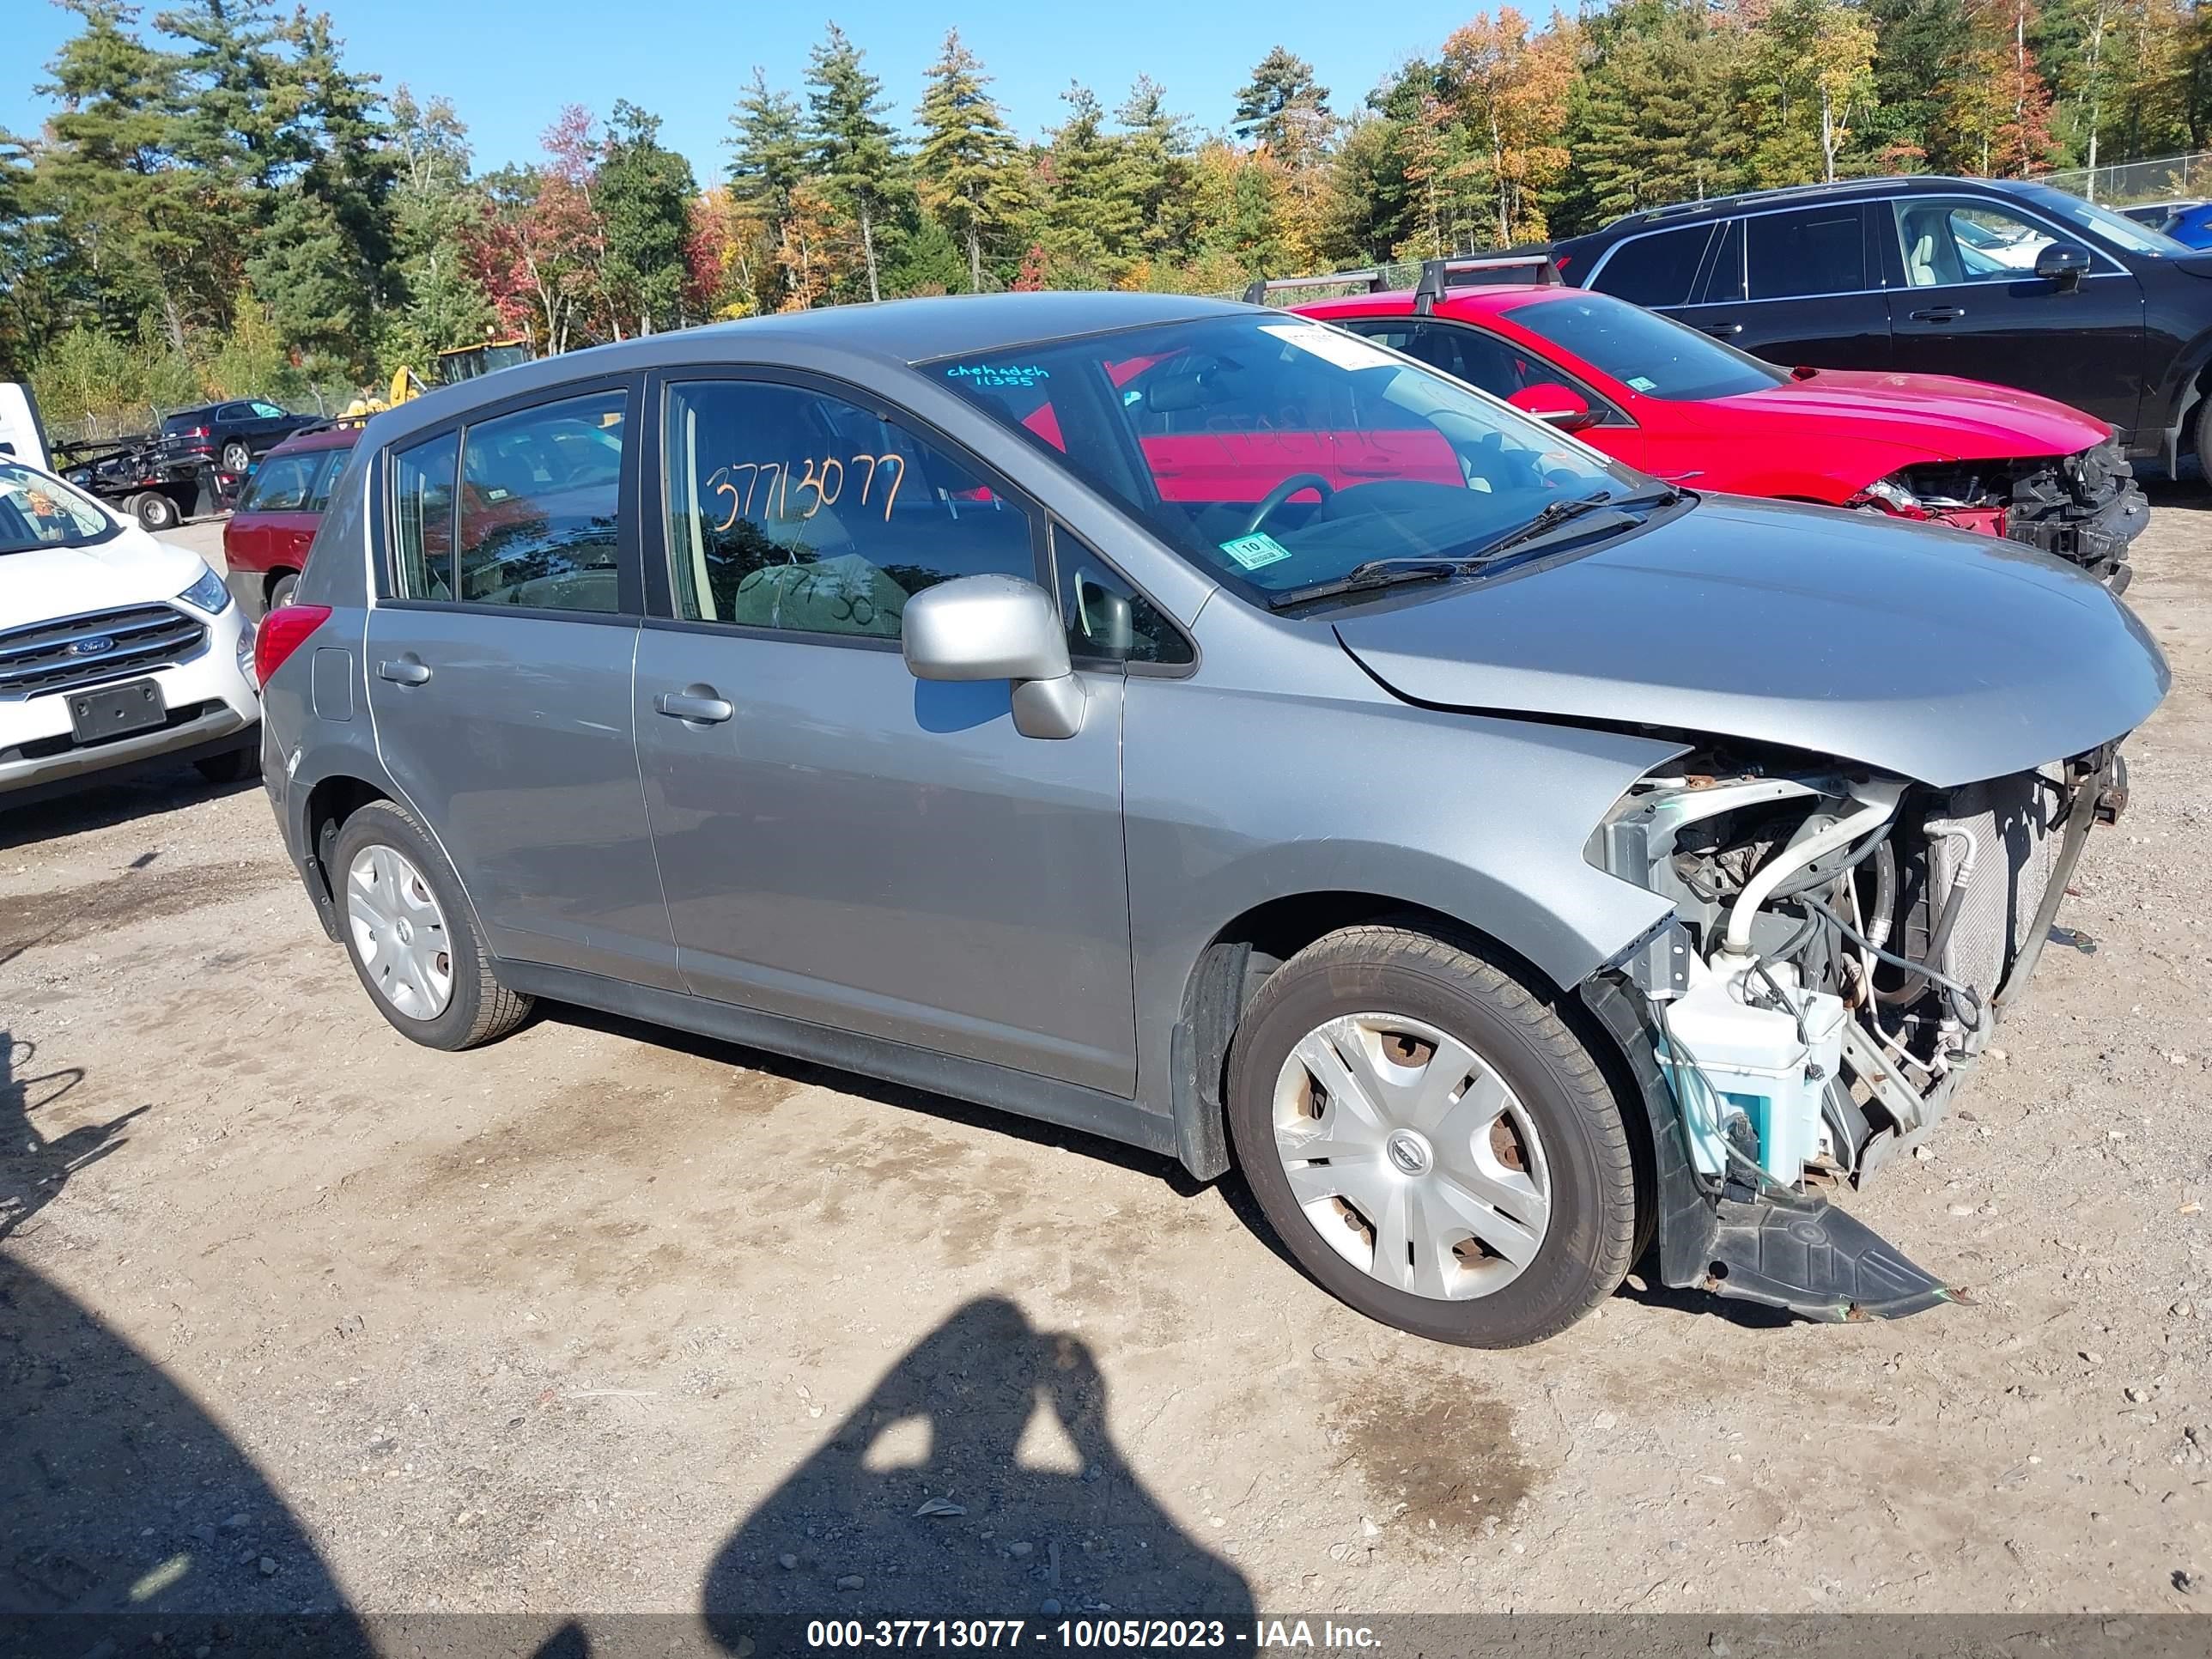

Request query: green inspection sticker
[{"left": 1218, "top": 532, "right": 1293, "bottom": 571}]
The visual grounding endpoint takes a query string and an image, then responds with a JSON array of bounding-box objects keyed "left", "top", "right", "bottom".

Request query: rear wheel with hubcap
[
  {"left": 330, "top": 799, "right": 532, "bottom": 1050},
  {"left": 222, "top": 440, "right": 252, "bottom": 473},
  {"left": 133, "top": 489, "right": 178, "bottom": 530},
  {"left": 267, "top": 571, "right": 299, "bottom": 611},
  {"left": 1226, "top": 924, "right": 1638, "bottom": 1347}
]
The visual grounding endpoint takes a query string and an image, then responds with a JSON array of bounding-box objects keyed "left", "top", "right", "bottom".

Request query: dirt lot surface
[{"left": 3, "top": 508, "right": 2208, "bottom": 1638}]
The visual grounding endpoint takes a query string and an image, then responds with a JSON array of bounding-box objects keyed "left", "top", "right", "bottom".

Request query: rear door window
[
  {"left": 306, "top": 447, "right": 351, "bottom": 513},
  {"left": 1746, "top": 205, "right": 1868, "bottom": 300},
  {"left": 1587, "top": 224, "right": 1717, "bottom": 307},
  {"left": 454, "top": 391, "right": 626, "bottom": 611}
]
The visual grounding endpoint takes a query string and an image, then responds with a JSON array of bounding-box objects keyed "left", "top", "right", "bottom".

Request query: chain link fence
[{"left": 2040, "top": 152, "right": 2212, "bottom": 207}]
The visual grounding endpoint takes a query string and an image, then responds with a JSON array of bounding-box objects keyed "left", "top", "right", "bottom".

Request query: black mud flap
[{"left": 1706, "top": 1192, "right": 1959, "bottom": 1322}]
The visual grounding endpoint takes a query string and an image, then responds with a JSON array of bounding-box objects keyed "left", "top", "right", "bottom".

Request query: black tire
[
  {"left": 133, "top": 489, "right": 179, "bottom": 531},
  {"left": 192, "top": 745, "right": 259, "bottom": 785},
  {"left": 328, "top": 799, "right": 532, "bottom": 1051},
  {"left": 1225, "top": 924, "right": 1638, "bottom": 1348},
  {"left": 267, "top": 571, "right": 299, "bottom": 611},
  {"left": 222, "top": 440, "right": 252, "bottom": 473}
]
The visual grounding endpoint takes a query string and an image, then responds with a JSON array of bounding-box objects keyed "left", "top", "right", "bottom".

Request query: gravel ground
[{"left": 2, "top": 507, "right": 2207, "bottom": 1638}]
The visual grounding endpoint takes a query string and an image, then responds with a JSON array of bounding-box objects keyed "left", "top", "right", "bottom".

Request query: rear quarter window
[{"left": 1588, "top": 224, "right": 1716, "bottom": 307}]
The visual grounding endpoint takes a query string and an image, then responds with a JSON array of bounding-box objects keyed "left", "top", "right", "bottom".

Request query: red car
[
  {"left": 221, "top": 422, "right": 359, "bottom": 618},
  {"left": 1280, "top": 258, "right": 2147, "bottom": 585}
]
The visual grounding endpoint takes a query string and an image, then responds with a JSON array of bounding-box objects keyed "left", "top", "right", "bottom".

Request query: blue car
[{"left": 2121, "top": 198, "right": 2212, "bottom": 247}]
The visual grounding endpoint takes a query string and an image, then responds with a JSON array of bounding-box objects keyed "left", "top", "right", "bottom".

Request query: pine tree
[
  {"left": 805, "top": 22, "right": 903, "bottom": 302},
  {"left": 1232, "top": 46, "right": 1333, "bottom": 156},
  {"left": 1042, "top": 83, "right": 1143, "bottom": 283},
  {"left": 281, "top": 9, "right": 392, "bottom": 331},
  {"left": 1116, "top": 76, "right": 1194, "bottom": 258},
  {"left": 599, "top": 100, "right": 697, "bottom": 335},
  {"left": 381, "top": 85, "right": 492, "bottom": 367},
  {"left": 914, "top": 29, "right": 1024, "bottom": 292},
  {"left": 246, "top": 183, "right": 356, "bottom": 358}
]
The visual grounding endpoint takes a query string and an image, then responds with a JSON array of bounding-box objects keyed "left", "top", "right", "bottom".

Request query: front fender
[{"left": 1123, "top": 674, "right": 1685, "bottom": 1118}]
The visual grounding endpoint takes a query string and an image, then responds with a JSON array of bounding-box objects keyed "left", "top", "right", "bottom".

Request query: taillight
[{"left": 255, "top": 604, "right": 331, "bottom": 682}]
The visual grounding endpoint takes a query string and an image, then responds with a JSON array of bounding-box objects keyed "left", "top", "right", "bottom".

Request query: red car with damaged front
[{"left": 1284, "top": 261, "right": 2148, "bottom": 587}]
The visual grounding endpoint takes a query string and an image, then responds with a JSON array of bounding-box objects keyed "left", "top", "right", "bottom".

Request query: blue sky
[{"left": 7, "top": 0, "right": 1486, "bottom": 182}]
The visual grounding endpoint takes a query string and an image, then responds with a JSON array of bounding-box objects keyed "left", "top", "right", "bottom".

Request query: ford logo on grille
[{"left": 71, "top": 635, "right": 116, "bottom": 657}]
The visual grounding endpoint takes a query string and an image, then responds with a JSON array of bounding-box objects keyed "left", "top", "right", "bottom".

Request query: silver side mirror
[{"left": 902, "top": 574, "right": 1086, "bottom": 740}]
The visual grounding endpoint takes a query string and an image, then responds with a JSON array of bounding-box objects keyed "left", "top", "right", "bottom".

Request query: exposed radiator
[{"left": 1924, "top": 764, "right": 2070, "bottom": 999}]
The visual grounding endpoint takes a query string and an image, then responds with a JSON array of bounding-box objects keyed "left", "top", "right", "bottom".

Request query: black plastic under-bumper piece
[{"left": 1705, "top": 1192, "right": 1958, "bottom": 1322}]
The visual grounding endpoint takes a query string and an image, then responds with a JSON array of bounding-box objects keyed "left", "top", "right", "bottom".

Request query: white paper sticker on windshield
[
  {"left": 1626, "top": 374, "right": 1657, "bottom": 392},
  {"left": 1259, "top": 323, "right": 1399, "bottom": 374},
  {"left": 1218, "top": 532, "right": 1293, "bottom": 571}
]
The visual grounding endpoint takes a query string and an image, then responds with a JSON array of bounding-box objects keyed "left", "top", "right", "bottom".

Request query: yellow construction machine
[{"left": 344, "top": 338, "right": 533, "bottom": 417}]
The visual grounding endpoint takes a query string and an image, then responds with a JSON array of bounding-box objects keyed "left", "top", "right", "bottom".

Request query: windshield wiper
[
  {"left": 1266, "top": 556, "right": 1468, "bottom": 610},
  {"left": 1265, "top": 483, "right": 1681, "bottom": 611}
]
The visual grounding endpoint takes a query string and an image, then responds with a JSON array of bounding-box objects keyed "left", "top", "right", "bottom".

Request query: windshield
[
  {"left": 2022, "top": 185, "right": 2191, "bottom": 257},
  {"left": 927, "top": 314, "right": 1632, "bottom": 599},
  {"left": 1502, "top": 293, "right": 1788, "bottom": 400},
  {"left": 0, "top": 461, "right": 117, "bottom": 554}
]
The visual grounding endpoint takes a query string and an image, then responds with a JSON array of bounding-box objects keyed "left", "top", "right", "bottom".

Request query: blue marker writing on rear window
[{"left": 1218, "top": 532, "right": 1293, "bottom": 572}]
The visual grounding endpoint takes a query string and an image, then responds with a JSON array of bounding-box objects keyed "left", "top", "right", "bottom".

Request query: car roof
[
  {"left": 362, "top": 292, "right": 1245, "bottom": 450},
  {"left": 262, "top": 423, "right": 362, "bottom": 458},
  {"left": 1565, "top": 173, "right": 2059, "bottom": 240}
]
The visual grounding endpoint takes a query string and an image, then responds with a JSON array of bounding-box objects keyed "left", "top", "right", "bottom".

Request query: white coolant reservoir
[{"left": 1658, "top": 957, "right": 1845, "bottom": 1186}]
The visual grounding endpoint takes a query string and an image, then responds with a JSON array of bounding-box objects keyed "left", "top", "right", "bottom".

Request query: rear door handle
[
  {"left": 377, "top": 657, "right": 431, "bottom": 686},
  {"left": 654, "top": 687, "right": 735, "bottom": 725},
  {"left": 1909, "top": 305, "right": 1966, "bottom": 323},
  {"left": 1700, "top": 323, "right": 1743, "bottom": 337}
]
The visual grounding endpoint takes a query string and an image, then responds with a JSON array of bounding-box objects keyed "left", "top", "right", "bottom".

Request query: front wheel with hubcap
[
  {"left": 1226, "top": 925, "right": 1638, "bottom": 1347},
  {"left": 329, "top": 799, "right": 532, "bottom": 1050}
]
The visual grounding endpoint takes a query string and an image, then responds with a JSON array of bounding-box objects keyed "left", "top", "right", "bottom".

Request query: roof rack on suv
[{"left": 1413, "top": 253, "right": 1561, "bottom": 313}]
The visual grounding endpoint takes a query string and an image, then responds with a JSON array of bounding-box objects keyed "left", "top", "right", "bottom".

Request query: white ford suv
[{"left": 1, "top": 455, "right": 259, "bottom": 801}]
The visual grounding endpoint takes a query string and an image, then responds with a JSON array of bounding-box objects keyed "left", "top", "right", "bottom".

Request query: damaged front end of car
[
  {"left": 1847, "top": 439, "right": 2148, "bottom": 589},
  {"left": 1581, "top": 742, "right": 2128, "bottom": 1324}
]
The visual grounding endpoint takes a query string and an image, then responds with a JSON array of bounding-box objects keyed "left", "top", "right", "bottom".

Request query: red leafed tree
[
  {"left": 1012, "top": 241, "right": 1048, "bottom": 291},
  {"left": 463, "top": 106, "right": 609, "bottom": 355}
]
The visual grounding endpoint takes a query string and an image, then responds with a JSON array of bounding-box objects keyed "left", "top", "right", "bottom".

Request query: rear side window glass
[
  {"left": 1698, "top": 219, "right": 1745, "bottom": 303},
  {"left": 455, "top": 391, "right": 625, "bottom": 611},
  {"left": 390, "top": 431, "right": 458, "bottom": 599},
  {"left": 1747, "top": 206, "right": 1867, "bottom": 299},
  {"left": 241, "top": 453, "right": 315, "bottom": 513},
  {"left": 1052, "top": 526, "right": 1191, "bottom": 666},
  {"left": 662, "top": 379, "right": 1036, "bottom": 640},
  {"left": 305, "top": 447, "right": 349, "bottom": 513},
  {"left": 1588, "top": 224, "right": 1714, "bottom": 307}
]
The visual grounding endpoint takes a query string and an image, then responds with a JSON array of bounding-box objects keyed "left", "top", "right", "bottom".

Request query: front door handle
[
  {"left": 377, "top": 656, "right": 431, "bottom": 686},
  {"left": 654, "top": 686, "right": 735, "bottom": 725},
  {"left": 1909, "top": 305, "right": 1966, "bottom": 323},
  {"left": 1700, "top": 322, "right": 1743, "bottom": 338}
]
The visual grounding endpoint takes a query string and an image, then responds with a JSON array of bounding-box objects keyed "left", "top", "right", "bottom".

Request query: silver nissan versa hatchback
[{"left": 257, "top": 292, "right": 2166, "bottom": 1347}]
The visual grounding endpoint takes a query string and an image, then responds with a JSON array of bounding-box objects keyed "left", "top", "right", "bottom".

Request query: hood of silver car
[{"left": 1333, "top": 495, "right": 2169, "bottom": 788}]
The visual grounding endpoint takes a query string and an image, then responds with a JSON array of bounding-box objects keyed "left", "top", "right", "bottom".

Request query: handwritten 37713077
[{"left": 704, "top": 451, "right": 907, "bottom": 530}]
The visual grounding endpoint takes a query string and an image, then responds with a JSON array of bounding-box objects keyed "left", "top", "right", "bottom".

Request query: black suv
[
  {"left": 161, "top": 398, "right": 320, "bottom": 474},
  {"left": 1553, "top": 175, "right": 2212, "bottom": 474}
]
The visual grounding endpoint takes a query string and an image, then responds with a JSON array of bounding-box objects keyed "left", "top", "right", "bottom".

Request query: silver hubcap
[
  {"left": 1272, "top": 1012, "right": 1552, "bottom": 1301},
  {"left": 345, "top": 843, "right": 454, "bottom": 1019}
]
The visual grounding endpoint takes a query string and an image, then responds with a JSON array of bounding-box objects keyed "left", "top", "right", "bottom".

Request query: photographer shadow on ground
[
  {"left": 702, "top": 1295, "right": 1253, "bottom": 1640},
  {"left": 1, "top": 1030, "right": 145, "bottom": 1244}
]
